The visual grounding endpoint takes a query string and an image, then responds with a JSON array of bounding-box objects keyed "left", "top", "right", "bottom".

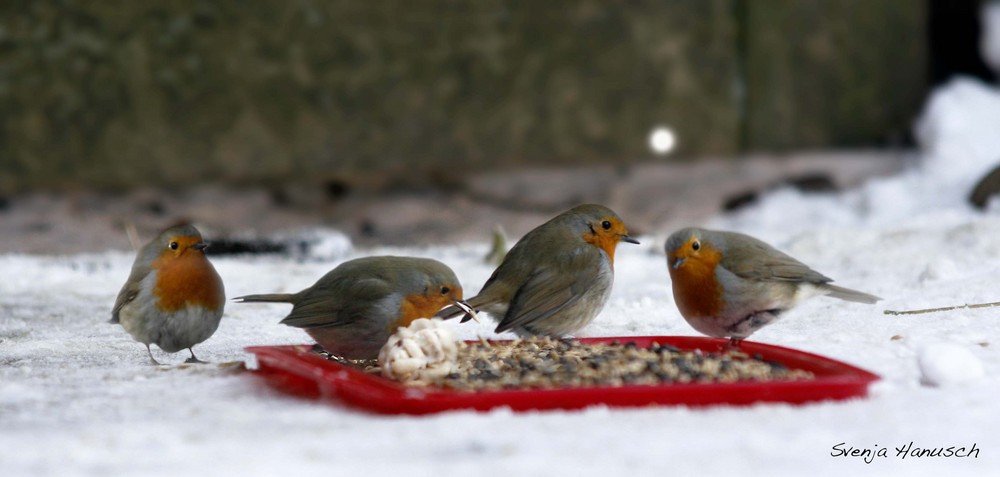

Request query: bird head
[
  {"left": 570, "top": 204, "right": 639, "bottom": 262},
  {"left": 665, "top": 227, "right": 720, "bottom": 272},
  {"left": 141, "top": 224, "right": 209, "bottom": 266},
  {"left": 394, "top": 257, "right": 479, "bottom": 325}
]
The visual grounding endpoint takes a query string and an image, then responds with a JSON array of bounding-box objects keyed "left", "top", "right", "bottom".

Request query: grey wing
[
  {"left": 722, "top": 242, "right": 832, "bottom": 284},
  {"left": 111, "top": 266, "right": 150, "bottom": 324},
  {"left": 494, "top": 250, "right": 603, "bottom": 333},
  {"left": 280, "top": 277, "right": 393, "bottom": 329},
  {"left": 110, "top": 284, "right": 139, "bottom": 324}
]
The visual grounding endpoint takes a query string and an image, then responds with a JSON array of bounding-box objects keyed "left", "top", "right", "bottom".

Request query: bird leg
[
  {"left": 184, "top": 348, "right": 208, "bottom": 364},
  {"left": 146, "top": 344, "right": 163, "bottom": 366},
  {"left": 725, "top": 309, "right": 782, "bottom": 344}
]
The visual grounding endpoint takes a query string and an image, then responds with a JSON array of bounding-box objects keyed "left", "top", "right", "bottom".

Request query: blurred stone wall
[
  {"left": 0, "top": 0, "right": 925, "bottom": 193},
  {"left": 743, "top": 1, "right": 927, "bottom": 150}
]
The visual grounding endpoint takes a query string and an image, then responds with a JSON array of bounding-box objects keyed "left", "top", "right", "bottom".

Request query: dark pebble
[
  {"left": 473, "top": 358, "right": 494, "bottom": 371},
  {"left": 673, "top": 358, "right": 691, "bottom": 372}
]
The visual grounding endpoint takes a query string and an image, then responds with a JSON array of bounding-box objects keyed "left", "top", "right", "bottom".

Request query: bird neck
[
  {"left": 152, "top": 252, "right": 224, "bottom": 312},
  {"left": 582, "top": 232, "right": 619, "bottom": 265},
  {"left": 390, "top": 293, "right": 453, "bottom": 331}
]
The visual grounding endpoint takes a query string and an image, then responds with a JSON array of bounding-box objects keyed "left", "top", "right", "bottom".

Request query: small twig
[
  {"left": 484, "top": 225, "right": 508, "bottom": 266},
  {"left": 124, "top": 223, "right": 142, "bottom": 251},
  {"left": 884, "top": 301, "right": 1000, "bottom": 315}
]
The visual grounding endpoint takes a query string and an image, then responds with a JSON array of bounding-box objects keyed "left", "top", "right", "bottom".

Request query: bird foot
[
  {"left": 146, "top": 345, "right": 164, "bottom": 365},
  {"left": 185, "top": 348, "right": 208, "bottom": 364}
]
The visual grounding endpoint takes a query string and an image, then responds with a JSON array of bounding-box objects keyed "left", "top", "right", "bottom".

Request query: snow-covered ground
[{"left": 4, "top": 78, "right": 1000, "bottom": 476}]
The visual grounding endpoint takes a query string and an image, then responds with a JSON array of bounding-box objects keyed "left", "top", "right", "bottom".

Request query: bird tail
[
  {"left": 823, "top": 284, "right": 881, "bottom": 304},
  {"left": 233, "top": 293, "right": 297, "bottom": 303}
]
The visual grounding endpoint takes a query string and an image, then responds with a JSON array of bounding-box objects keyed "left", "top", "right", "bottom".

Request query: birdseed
[{"left": 318, "top": 338, "right": 814, "bottom": 390}]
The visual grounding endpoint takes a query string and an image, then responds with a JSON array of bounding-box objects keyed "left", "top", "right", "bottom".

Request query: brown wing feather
[
  {"left": 721, "top": 238, "right": 832, "bottom": 284},
  {"left": 494, "top": 248, "right": 602, "bottom": 333},
  {"left": 280, "top": 277, "right": 393, "bottom": 329},
  {"left": 111, "top": 264, "right": 150, "bottom": 324}
]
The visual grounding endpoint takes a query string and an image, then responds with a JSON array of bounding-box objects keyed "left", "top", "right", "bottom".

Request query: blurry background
[{"left": 1, "top": 0, "right": 997, "bottom": 252}]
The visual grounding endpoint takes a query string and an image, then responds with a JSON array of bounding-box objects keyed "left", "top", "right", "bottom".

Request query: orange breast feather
[
  {"left": 390, "top": 293, "right": 452, "bottom": 331},
  {"left": 583, "top": 232, "right": 618, "bottom": 265},
  {"left": 152, "top": 253, "right": 224, "bottom": 313},
  {"left": 671, "top": 252, "right": 723, "bottom": 318}
]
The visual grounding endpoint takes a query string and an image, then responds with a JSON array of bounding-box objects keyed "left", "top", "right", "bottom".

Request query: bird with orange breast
[
  {"left": 111, "top": 224, "right": 226, "bottom": 364},
  {"left": 236, "top": 256, "right": 474, "bottom": 360},
  {"left": 438, "top": 204, "right": 639, "bottom": 336},
  {"left": 665, "top": 227, "right": 880, "bottom": 346}
]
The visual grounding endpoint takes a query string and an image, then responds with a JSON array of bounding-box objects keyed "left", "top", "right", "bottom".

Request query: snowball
[
  {"left": 917, "top": 342, "right": 985, "bottom": 387},
  {"left": 379, "top": 318, "right": 463, "bottom": 383},
  {"left": 917, "top": 258, "right": 961, "bottom": 284},
  {"left": 913, "top": 78, "right": 1000, "bottom": 191}
]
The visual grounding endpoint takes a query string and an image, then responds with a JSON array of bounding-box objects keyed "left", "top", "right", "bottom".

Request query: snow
[
  {"left": 3, "top": 79, "right": 1000, "bottom": 476},
  {"left": 918, "top": 342, "right": 986, "bottom": 387}
]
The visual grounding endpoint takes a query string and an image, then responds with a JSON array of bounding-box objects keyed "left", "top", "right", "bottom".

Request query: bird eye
[
  {"left": 601, "top": 220, "right": 612, "bottom": 230},
  {"left": 692, "top": 240, "right": 701, "bottom": 251},
  {"left": 440, "top": 286, "right": 450, "bottom": 295},
  {"left": 169, "top": 241, "right": 179, "bottom": 250}
]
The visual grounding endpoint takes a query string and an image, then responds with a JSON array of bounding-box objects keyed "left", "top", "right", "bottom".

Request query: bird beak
[
  {"left": 672, "top": 257, "right": 685, "bottom": 269},
  {"left": 622, "top": 235, "right": 640, "bottom": 245},
  {"left": 452, "top": 300, "right": 480, "bottom": 323},
  {"left": 192, "top": 242, "right": 209, "bottom": 251}
]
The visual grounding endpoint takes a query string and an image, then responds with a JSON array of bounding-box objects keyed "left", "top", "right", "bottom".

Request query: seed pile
[{"left": 319, "top": 338, "right": 814, "bottom": 390}]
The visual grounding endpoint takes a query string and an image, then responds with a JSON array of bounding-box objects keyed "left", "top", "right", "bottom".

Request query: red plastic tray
[{"left": 246, "top": 336, "right": 879, "bottom": 415}]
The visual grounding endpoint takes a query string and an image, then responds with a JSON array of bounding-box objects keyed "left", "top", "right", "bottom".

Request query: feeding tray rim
[{"left": 246, "top": 336, "right": 879, "bottom": 415}]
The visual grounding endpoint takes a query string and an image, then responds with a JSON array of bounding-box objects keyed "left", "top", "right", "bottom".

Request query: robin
[
  {"left": 235, "top": 256, "right": 475, "bottom": 360},
  {"left": 111, "top": 224, "right": 226, "bottom": 365},
  {"left": 437, "top": 204, "right": 639, "bottom": 336},
  {"left": 665, "top": 227, "right": 880, "bottom": 346}
]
